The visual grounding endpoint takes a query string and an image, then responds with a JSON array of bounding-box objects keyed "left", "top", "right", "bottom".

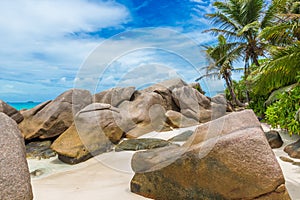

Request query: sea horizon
[{"left": 8, "top": 102, "right": 42, "bottom": 111}]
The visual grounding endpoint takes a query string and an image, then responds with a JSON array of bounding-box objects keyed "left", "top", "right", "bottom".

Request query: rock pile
[
  {"left": 130, "top": 110, "right": 291, "bottom": 200},
  {"left": 18, "top": 78, "right": 228, "bottom": 164},
  {"left": 2, "top": 79, "right": 229, "bottom": 164}
]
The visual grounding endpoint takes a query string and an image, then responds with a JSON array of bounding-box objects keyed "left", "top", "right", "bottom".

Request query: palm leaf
[
  {"left": 261, "top": 0, "right": 286, "bottom": 28},
  {"left": 206, "top": 12, "right": 239, "bottom": 32},
  {"left": 241, "top": 0, "right": 263, "bottom": 25},
  {"left": 252, "top": 42, "right": 300, "bottom": 94},
  {"left": 237, "top": 21, "right": 260, "bottom": 36}
]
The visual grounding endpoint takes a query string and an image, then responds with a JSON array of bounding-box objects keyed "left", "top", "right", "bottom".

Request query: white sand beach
[
  {"left": 261, "top": 124, "right": 300, "bottom": 200},
  {"left": 29, "top": 125, "right": 300, "bottom": 200}
]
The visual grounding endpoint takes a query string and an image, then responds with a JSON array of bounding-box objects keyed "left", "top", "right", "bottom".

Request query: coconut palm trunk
[{"left": 224, "top": 74, "right": 245, "bottom": 107}]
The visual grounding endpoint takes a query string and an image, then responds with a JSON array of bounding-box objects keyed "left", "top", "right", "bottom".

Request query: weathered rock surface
[
  {"left": 280, "top": 156, "right": 295, "bottom": 163},
  {"left": 211, "top": 94, "right": 227, "bottom": 105},
  {"left": 19, "top": 89, "right": 92, "bottom": 140},
  {"left": 265, "top": 130, "right": 283, "bottom": 148},
  {"left": 30, "top": 168, "right": 46, "bottom": 178},
  {"left": 26, "top": 140, "right": 56, "bottom": 159},
  {"left": 0, "top": 113, "right": 33, "bottom": 200},
  {"left": 130, "top": 110, "right": 290, "bottom": 200},
  {"left": 122, "top": 91, "right": 171, "bottom": 138},
  {"left": 148, "top": 78, "right": 188, "bottom": 91},
  {"left": 125, "top": 122, "right": 171, "bottom": 138},
  {"left": 211, "top": 102, "right": 227, "bottom": 121},
  {"left": 115, "top": 138, "right": 173, "bottom": 152},
  {"left": 165, "top": 110, "right": 199, "bottom": 128},
  {"left": 51, "top": 103, "right": 124, "bottom": 164},
  {"left": 172, "top": 86, "right": 212, "bottom": 122},
  {"left": 143, "top": 78, "right": 187, "bottom": 111},
  {"left": 129, "top": 91, "right": 168, "bottom": 122},
  {"left": 0, "top": 100, "right": 24, "bottom": 123},
  {"left": 284, "top": 139, "right": 300, "bottom": 159},
  {"left": 168, "top": 130, "right": 194, "bottom": 142},
  {"left": 188, "top": 82, "right": 205, "bottom": 94},
  {"left": 211, "top": 94, "right": 235, "bottom": 112},
  {"left": 93, "top": 87, "right": 135, "bottom": 107}
]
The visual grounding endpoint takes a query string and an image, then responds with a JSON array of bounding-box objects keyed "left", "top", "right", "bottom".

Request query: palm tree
[
  {"left": 252, "top": 42, "right": 300, "bottom": 94},
  {"left": 196, "top": 35, "right": 244, "bottom": 107},
  {"left": 252, "top": 0, "right": 300, "bottom": 94},
  {"left": 205, "top": 0, "right": 282, "bottom": 77}
]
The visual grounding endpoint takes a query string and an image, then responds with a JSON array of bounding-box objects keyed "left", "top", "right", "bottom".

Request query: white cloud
[
  {"left": 71, "top": 28, "right": 212, "bottom": 94},
  {"left": 0, "top": 1, "right": 129, "bottom": 38},
  {"left": 0, "top": 1, "right": 219, "bottom": 101},
  {"left": 0, "top": 0, "right": 130, "bottom": 101}
]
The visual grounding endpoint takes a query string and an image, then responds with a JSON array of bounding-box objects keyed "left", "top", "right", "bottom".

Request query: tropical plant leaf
[{"left": 252, "top": 42, "right": 300, "bottom": 94}]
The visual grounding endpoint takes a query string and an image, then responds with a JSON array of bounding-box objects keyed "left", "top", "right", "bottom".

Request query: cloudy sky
[{"left": 0, "top": 0, "right": 231, "bottom": 102}]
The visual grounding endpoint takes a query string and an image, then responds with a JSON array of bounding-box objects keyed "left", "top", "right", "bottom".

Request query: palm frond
[
  {"left": 260, "top": 22, "right": 298, "bottom": 45},
  {"left": 195, "top": 72, "right": 220, "bottom": 81},
  {"left": 252, "top": 42, "right": 300, "bottom": 94},
  {"left": 237, "top": 21, "right": 260, "bottom": 36},
  {"left": 241, "top": 0, "right": 263, "bottom": 25},
  {"left": 203, "top": 28, "right": 240, "bottom": 41},
  {"left": 261, "top": 0, "right": 287, "bottom": 28},
  {"left": 206, "top": 12, "right": 239, "bottom": 32}
]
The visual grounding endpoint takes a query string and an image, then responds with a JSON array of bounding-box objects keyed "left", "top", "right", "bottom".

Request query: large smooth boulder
[
  {"left": 125, "top": 122, "right": 171, "bottom": 138},
  {"left": 93, "top": 87, "right": 135, "bottom": 107},
  {"left": 0, "top": 100, "right": 24, "bottom": 123},
  {"left": 0, "top": 113, "right": 33, "bottom": 200},
  {"left": 19, "top": 89, "right": 92, "bottom": 140},
  {"left": 211, "top": 93, "right": 227, "bottom": 105},
  {"left": 172, "top": 86, "right": 212, "bottom": 122},
  {"left": 265, "top": 130, "right": 283, "bottom": 149},
  {"left": 131, "top": 110, "right": 290, "bottom": 200},
  {"left": 51, "top": 103, "right": 124, "bottom": 164},
  {"left": 212, "top": 94, "right": 233, "bottom": 112},
  {"left": 122, "top": 91, "right": 171, "bottom": 138},
  {"left": 121, "top": 91, "right": 165, "bottom": 124},
  {"left": 284, "top": 139, "right": 300, "bottom": 159},
  {"left": 148, "top": 78, "right": 188, "bottom": 91},
  {"left": 143, "top": 78, "right": 187, "bottom": 111},
  {"left": 165, "top": 110, "right": 199, "bottom": 128}
]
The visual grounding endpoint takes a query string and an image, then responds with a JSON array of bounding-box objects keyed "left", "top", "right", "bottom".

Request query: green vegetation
[
  {"left": 200, "top": 0, "right": 300, "bottom": 135},
  {"left": 265, "top": 84, "right": 300, "bottom": 135},
  {"left": 196, "top": 35, "right": 244, "bottom": 106}
]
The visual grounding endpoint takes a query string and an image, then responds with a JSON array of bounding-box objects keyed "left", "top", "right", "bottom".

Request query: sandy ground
[
  {"left": 29, "top": 125, "right": 300, "bottom": 200},
  {"left": 261, "top": 123, "right": 300, "bottom": 200}
]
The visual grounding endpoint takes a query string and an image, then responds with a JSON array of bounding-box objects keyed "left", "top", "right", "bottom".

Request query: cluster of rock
[
  {"left": 0, "top": 78, "right": 296, "bottom": 199},
  {"left": 16, "top": 79, "right": 229, "bottom": 164},
  {"left": 130, "top": 110, "right": 291, "bottom": 200}
]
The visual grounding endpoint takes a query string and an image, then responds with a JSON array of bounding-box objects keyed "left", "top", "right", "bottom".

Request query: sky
[{"left": 0, "top": 0, "right": 237, "bottom": 102}]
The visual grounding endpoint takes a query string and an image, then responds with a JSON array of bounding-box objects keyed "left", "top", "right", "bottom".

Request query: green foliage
[
  {"left": 248, "top": 96, "right": 267, "bottom": 119},
  {"left": 265, "top": 85, "right": 300, "bottom": 135},
  {"left": 252, "top": 42, "right": 300, "bottom": 95},
  {"left": 205, "top": 0, "right": 282, "bottom": 74},
  {"left": 225, "top": 79, "right": 247, "bottom": 102},
  {"left": 197, "top": 35, "right": 244, "bottom": 106},
  {"left": 201, "top": 0, "right": 300, "bottom": 136},
  {"left": 225, "top": 77, "right": 267, "bottom": 117}
]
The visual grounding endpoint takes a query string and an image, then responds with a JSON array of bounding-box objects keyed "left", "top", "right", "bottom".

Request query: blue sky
[{"left": 0, "top": 0, "right": 233, "bottom": 102}]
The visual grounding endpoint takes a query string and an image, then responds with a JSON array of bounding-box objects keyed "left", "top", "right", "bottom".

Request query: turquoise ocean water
[{"left": 8, "top": 102, "right": 41, "bottom": 111}]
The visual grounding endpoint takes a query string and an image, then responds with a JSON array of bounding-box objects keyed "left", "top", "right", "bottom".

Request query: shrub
[{"left": 265, "top": 85, "right": 300, "bottom": 135}]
